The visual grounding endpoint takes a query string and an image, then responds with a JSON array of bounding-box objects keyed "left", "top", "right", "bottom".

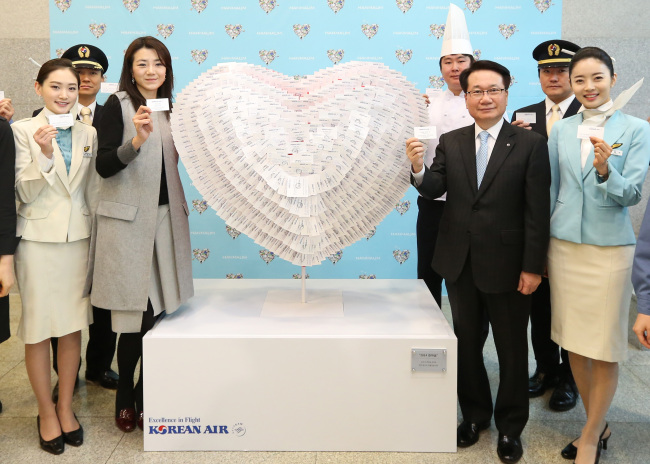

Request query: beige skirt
[
  {"left": 15, "top": 239, "right": 93, "bottom": 344},
  {"left": 548, "top": 238, "right": 634, "bottom": 362}
]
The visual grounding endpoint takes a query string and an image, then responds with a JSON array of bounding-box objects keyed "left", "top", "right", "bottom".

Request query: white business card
[
  {"left": 577, "top": 125, "right": 605, "bottom": 140},
  {"left": 414, "top": 126, "right": 437, "bottom": 139},
  {"left": 146, "top": 98, "right": 170, "bottom": 112},
  {"left": 0, "top": 91, "right": 5, "bottom": 100},
  {"left": 100, "top": 82, "right": 119, "bottom": 94},
  {"left": 48, "top": 113, "right": 74, "bottom": 128},
  {"left": 516, "top": 112, "right": 536, "bottom": 124}
]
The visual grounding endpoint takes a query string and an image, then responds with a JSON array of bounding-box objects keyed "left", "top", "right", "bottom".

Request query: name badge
[
  {"left": 48, "top": 113, "right": 74, "bottom": 128},
  {"left": 83, "top": 145, "right": 92, "bottom": 157},
  {"left": 577, "top": 125, "right": 605, "bottom": 140},
  {"left": 611, "top": 149, "right": 623, "bottom": 157},
  {"left": 146, "top": 98, "right": 170, "bottom": 112},
  {"left": 414, "top": 126, "right": 437, "bottom": 139},
  {"left": 516, "top": 112, "right": 536, "bottom": 124}
]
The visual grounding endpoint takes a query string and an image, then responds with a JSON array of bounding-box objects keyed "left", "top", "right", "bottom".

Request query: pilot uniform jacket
[
  {"left": 549, "top": 110, "right": 650, "bottom": 246},
  {"left": 85, "top": 91, "right": 193, "bottom": 314}
]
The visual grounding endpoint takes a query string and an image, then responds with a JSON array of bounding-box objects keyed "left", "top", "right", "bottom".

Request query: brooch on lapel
[{"left": 83, "top": 145, "right": 92, "bottom": 158}]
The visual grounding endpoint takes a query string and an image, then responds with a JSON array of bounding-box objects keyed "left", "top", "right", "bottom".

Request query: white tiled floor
[{"left": 1, "top": 292, "right": 649, "bottom": 463}]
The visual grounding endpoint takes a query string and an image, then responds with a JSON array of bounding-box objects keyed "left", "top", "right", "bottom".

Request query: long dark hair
[
  {"left": 569, "top": 46, "right": 615, "bottom": 78},
  {"left": 118, "top": 36, "right": 174, "bottom": 116},
  {"left": 36, "top": 58, "right": 80, "bottom": 86}
]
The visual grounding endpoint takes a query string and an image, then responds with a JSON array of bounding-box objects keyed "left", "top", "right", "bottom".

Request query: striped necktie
[{"left": 476, "top": 130, "right": 489, "bottom": 188}]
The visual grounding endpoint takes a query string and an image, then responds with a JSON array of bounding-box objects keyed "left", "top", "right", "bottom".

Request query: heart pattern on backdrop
[
  {"left": 226, "top": 273, "right": 244, "bottom": 279},
  {"left": 259, "top": 50, "right": 277, "bottom": 66},
  {"left": 361, "top": 24, "right": 379, "bottom": 40},
  {"left": 171, "top": 62, "right": 427, "bottom": 266},
  {"left": 55, "top": 49, "right": 66, "bottom": 58},
  {"left": 498, "top": 24, "right": 518, "bottom": 40},
  {"left": 293, "top": 273, "right": 310, "bottom": 279},
  {"left": 293, "top": 24, "right": 310, "bottom": 40},
  {"left": 327, "top": 250, "right": 343, "bottom": 265},
  {"left": 473, "top": 49, "right": 482, "bottom": 61},
  {"left": 192, "top": 199, "right": 208, "bottom": 214},
  {"left": 365, "top": 227, "right": 376, "bottom": 240},
  {"left": 55, "top": 0, "right": 71, "bottom": 13},
  {"left": 157, "top": 24, "right": 174, "bottom": 39},
  {"left": 191, "top": 49, "right": 208, "bottom": 65},
  {"left": 465, "top": 0, "right": 482, "bottom": 13},
  {"left": 259, "top": 0, "right": 277, "bottom": 14},
  {"left": 328, "top": 0, "right": 345, "bottom": 14},
  {"left": 327, "top": 49, "right": 344, "bottom": 64},
  {"left": 534, "top": 0, "right": 552, "bottom": 13},
  {"left": 395, "top": 200, "right": 410, "bottom": 215},
  {"left": 259, "top": 249, "right": 276, "bottom": 264},
  {"left": 395, "top": 49, "right": 413, "bottom": 65},
  {"left": 226, "top": 225, "right": 241, "bottom": 239},
  {"left": 393, "top": 249, "right": 410, "bottom": 265},
  {"left": 429, "top": 24, "right": 445, "bottom": 39},
  {"left": 429, "top": 75, "right": 445, "bottom": 89},
  {"left": 396, "top": 0, "right": 413, "bottom": 13},
  {"left": 359, "top": 274, "right": 376, "bottom": 279},
  {"left": 89, "top": 23, "right": 107, "bottom": 39},
  {"left": 225, "top": 24, "right": 244, "bottom": 40},
  {"left": 193, "top": 248, "right": 210, "bottom": 263},
  {"left": 123, "top": 0, "right": 140, "bottom": 13},
  {"left": 191, "top": 0, "right": 208, "bottom": 13}
]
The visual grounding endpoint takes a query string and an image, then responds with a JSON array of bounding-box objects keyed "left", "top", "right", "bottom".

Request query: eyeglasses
[{"left": 467, "top": 88, "right": 507, "bottom": 99}]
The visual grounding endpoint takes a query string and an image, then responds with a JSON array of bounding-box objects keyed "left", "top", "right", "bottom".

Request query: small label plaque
[{"left": 411, "top": 348, "right": 447, "bottom": 372}]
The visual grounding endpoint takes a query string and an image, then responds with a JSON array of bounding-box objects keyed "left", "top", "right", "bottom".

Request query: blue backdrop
[{"left": 50, "top": 0, "right": 562, "bottom": 281}]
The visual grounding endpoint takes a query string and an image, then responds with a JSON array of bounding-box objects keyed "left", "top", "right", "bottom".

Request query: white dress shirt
[{"left": 544, "top": 95, "right": 575, "bottom": 123}]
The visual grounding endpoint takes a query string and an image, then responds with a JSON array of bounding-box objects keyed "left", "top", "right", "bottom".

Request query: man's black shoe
[
  {"left": 85, "top": 369, "right": 119, "bottom": 390},
  {"left": 457, "top": 420, "right": 490, "bottom": 448},
  {"left": 549, "top": 378, "right": 578, "bottom": 412},
  {"left": 497, "top": 434, "right": 523, "bottom": 463},
  {"left": 528, "top": 368, "right": 558, "bottom": 398}
]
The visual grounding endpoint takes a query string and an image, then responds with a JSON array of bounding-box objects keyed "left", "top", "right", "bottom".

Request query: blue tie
[{"left": 476, "top": 130, "right": 489, "bottom": 188}]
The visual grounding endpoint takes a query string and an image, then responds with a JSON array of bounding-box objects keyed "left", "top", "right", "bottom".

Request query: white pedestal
[{"left": 143, "top": 279, "right": 457, "bottom": 452}]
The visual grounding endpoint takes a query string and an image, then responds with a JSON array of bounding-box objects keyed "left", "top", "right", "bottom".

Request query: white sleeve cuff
[
  {"left": 38, "top": 153, "right": 54, "bottom": 173},
  {"left": 411, "top": 167, "right": 425, "bottom": 186}
]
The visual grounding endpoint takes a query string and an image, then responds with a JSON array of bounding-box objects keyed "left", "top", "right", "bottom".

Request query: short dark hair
[
  {"left": 438, "top": 54, "right": 475, "bottom": 70},
  {"left": 36, "top": 58, "right": 80, "bottom": 86},
  {"left": 459, "top": 60, "right": 512, "bottom": 93},
  {"left": 569, "top": 46, "right": 614, "bottom": 77},
  {"left": 119, "top": 36, "right": 174, "bottom": 116}
]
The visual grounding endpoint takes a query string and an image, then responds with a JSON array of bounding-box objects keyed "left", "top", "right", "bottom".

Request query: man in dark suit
[
  {"left": 34, "top": 44, "right": 119, "bottom": 398},
  {"left": 511, "top": 40, "right": 581, "bottom": 412},
  {"left": 406, "top": 60, "right": 550, "bottom": 464}
]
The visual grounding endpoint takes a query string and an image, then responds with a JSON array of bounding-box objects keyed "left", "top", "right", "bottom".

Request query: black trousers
[
  {"left": 447, "top": 257, "right": 531, "bottom": 437},
  {"left": 416, "top": 196, "right": 445, "bottom": 307},
  {"left": 52, "top": 305, "right": 117, "bottom": 375},
  {"left": 0, "top": 295, "right": 9, "bottom": 344},
  {"left": 530, "top": 277, "right": 570, "bottom": 376}
]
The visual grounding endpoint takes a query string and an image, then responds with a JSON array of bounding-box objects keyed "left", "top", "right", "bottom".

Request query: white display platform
[{"left": 143, "top": 279, "right": 457, "bottom": 452}]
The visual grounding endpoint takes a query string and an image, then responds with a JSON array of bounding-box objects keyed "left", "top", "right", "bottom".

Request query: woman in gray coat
[{"left": 90, "top": 36, "right": 193, "bottom": 433}]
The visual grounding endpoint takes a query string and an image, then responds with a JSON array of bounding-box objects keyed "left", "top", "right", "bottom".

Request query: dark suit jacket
[
  {"left": 32, "top": 103, "right": 105, "bottom": 130},
  {"left": 513, "top": 97, "right": 581, "bottom": 140},
  {"left": 412, "top": 121, "right": 551, "bottom": 293}
]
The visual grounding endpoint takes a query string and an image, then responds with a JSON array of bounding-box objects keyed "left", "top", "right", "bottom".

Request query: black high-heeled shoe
[
  {"left": 62, "top": 413, "right": 83, "bottom": 446},
  {"left": 37, "top": 415, "right": 64, "bottom": 455},
  {"left": 562, "top": 422, "right": 611, "bottom": 460},
  {"left": 571, "top": 423, "right": 608, "bottom": 464}
]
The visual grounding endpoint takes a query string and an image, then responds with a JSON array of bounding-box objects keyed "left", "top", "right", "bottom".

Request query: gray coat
[{"left": 85, "top": 91, "right": 193, "bottom": 312}]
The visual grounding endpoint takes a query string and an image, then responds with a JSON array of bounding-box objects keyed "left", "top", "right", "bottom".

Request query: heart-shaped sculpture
[
  {"left": 365, "top": 226, "right": 376, "bottom": 240},
  {"left": 226, "top": 225, "right": 241, "bottom": 239},
  {"left": 260, "top": 249, "right": 276, "bottom": 264},
  {"left": 361, "top": 24, "right": 379, "bottom": 40},
  {"left": 89, "top": 23, "right": 107, "bottom": 39},
  {"left": 55, "top": 48, "right": 66, "bottom": 58},
  {"left": 510, "top": 75, "right": 517, "bottom": 86},
  {"left": 193, "top": 248, "right": 210, "bottom": 263},
  {"left": 473, "top": 49, "right": 482, "bottom": 61},
  {"left": 395, "top": 49, "right": 413, "bottom": 65},
  {"left": 192, "top": 199, "right": 208, "bottom": 214},
  {"left": 157, "top": 24, "right": 174, "bottom": 39},
  {"left": 534, "top": 0, "right": 552, "bottom": 13},
  {"left": 259, "top": 50, "right": 277, "bottom": 66},
  {"left": 499, "top": 24, "right": 518, "bottom": 40},
  {"left": 465, "top": 0, "right": 482, "bottom": 13},
  {"left": 226, "top": 273, "right": 244, "bottom": 279},
  {"left": 359, "top": 274, "right": 376, "bottom": 279},
  {"left": 429, "top": 24, "right": 445, "bottom": 39},
  {"left": 191, "top": 49, "right": 208, "bottom": 65},
  {"left": 293, "top": 273, "right": 310, "bottom": 279},
  {"left": 225, "top": 24, "right": 243, "bottom": 40},
  {"left": 393, "top": 249, "right": 410, "bottom": 265},
  {"left": 171, "top": 62, "right": 427, "bottom": 266},
  {"left": 55, "top": 0, "right": 71, "bottom": 13},
  {"left": 191, "top": 0, "right": 208, "bottom": 13},
  {"left": 429, "top": 75, "right": 445, "bottom": 89},
  {"left": 396, "top": 0, "right": 413, "bottom": 13},
  {"left": 293, "top": 24, "right": 310, "bottom": 40},
  {"left": 259, "top": 0, "right": 277, "bottom": 14},
  {"left": 123, "top": 0, "right": 140, "bottom": 13},
  {"left": 395, "top": 200, "right": 410, "bottom": 215},
  {"left": 327, "top": 250, "right": 343, "bottom": 265},
  {"left": 327, "top": 49, "right": 344, "bottom": 65},
  {"left": 328, "top": 0, "right": 345, "bottom": 14}
]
